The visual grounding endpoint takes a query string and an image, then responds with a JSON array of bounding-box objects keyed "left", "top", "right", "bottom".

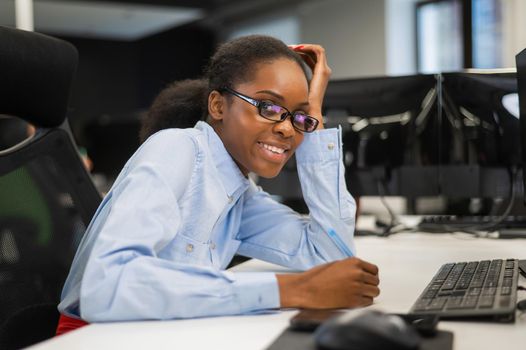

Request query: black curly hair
[{"left": 139, "top": 35, "right": 308, "bottom": 143}]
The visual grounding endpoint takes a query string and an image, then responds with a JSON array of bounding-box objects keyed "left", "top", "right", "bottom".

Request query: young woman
[{"left": 56, "top": 35, "right": 380, "bottom": 334}]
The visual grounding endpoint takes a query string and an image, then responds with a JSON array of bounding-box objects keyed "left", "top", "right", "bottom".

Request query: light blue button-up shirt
[{"left": 58, "top": 121, "right": 356, "bottom": 322}]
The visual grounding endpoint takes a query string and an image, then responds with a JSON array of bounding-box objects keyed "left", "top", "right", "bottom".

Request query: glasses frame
[{"left": 220, "top": 86, "right": 319, "bottom": 133}]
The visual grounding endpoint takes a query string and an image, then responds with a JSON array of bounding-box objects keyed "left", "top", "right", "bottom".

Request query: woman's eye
[{"left": 295, "top": 111, "right": 308, "bottom": 117}]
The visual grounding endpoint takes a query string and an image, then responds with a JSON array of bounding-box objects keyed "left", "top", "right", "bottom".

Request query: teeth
[{"left": 261, "top": 142, "right": 285, "bottom": 154}]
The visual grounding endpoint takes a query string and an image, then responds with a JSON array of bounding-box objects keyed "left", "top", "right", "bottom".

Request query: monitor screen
[
  {"left": 323, "top": 75, "right": 438, "bottom": 171},
  {"left": 441, "top": 72, "right": 519, "bottom": 167},
  {"left": 322, "top": 74, "right": 439, "bottom": 197},
  {"left": 439, "top": 71, "right": 518, "bottom": 198}
]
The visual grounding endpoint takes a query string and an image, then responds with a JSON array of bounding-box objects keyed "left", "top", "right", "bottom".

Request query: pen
[{"left": 327, "top": 228, "right": 354, "bottom": 257}]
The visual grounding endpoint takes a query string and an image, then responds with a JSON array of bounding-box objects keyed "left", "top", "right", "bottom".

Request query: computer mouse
[{"left": 313, "top": 310, "right": 422, "bottom": 350}]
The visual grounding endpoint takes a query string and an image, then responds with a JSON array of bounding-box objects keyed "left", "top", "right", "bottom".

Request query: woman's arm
[
  {"left": 77, "top": 131, "right": 280, "bottom": 321},
  {"left": 237, "top": 44, "right": 380, "bottom": 309},
  {"left": 290, "top": 43, "right": 332, "bottom": 128},
  {"left": 236, "top": 128, "right": 355, "bottom": 266}
]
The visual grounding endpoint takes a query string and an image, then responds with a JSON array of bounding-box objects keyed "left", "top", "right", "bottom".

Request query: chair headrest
[{"left": 0, "top": 26, "right": 78, "bottom": 128}]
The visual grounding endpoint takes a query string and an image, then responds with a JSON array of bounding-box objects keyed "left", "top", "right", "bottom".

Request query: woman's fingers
[
  {"left": 361, "top": 284, "right": 381, "bottom": 298},
  {"left": 289, "top": 44, "right": 331, "bottom": 117},
  {"left": 296, "top": 51, "right": 316, "bottom": 71},
  {"left": 291, "top": 44, "right": 330, "bottom": 74},
  {"left": 363, "top": 296, "right": 374, "bottom": 305},
  {"left": 357, "top": 259, "right": 380, "bottom": 276},
  {"left": 362, "top": 272, "right": 380, "bottom": 286}
]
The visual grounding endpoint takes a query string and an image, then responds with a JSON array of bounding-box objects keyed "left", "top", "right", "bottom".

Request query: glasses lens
[
  {"left": 293, "top": 113, "right": 318, "bottom": 132},
  {"left": 259, "top": 102, "right": 286, "bottom": 121}
]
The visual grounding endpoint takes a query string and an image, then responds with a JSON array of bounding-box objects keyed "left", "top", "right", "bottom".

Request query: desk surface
[{"left": 30, "top": 233, "right": 526, "bottom": 350}]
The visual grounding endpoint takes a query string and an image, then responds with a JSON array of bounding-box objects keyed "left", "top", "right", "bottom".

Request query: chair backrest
[{"left": 0, "top": 26, "right": 102, "bottom": 347}]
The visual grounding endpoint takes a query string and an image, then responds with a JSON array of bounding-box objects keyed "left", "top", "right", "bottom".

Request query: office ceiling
[{"left": 0, "top": 0, "right": 306, "bottom": 41}]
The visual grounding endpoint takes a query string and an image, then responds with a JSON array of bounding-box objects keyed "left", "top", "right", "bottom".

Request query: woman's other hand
[{"left": 277, "top": 257, "right": 380, "bottom": 309}]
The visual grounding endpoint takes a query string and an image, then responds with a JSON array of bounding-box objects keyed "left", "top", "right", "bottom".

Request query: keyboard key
[
  {"left": 413, "top": 299, "right": 430, "bottom": 311},
  {"left": 442, "top": 282, "right": 456, "bottom": 290},
  {"left": 468, "top": 287, "right": 481, "bottom": 296},
  {"left": 427, "top": 297, "right": 447, "bottom": 310},
  {"left": 445, "top": 296, "right": 464, "bottom": 309},
  {"left": 451, "top": 290, "right": 466, "bottom": 297},
  {"left": 484, "top": 279, "right": 499, "bottom": 287},
  {"left": 481, "top": 287, "right": 496, "bottom": 295},
  {"left": 479, "top": 296, "right": 495, "bottom": 308},
  {"left": 422, "top": 289, "right": 438, "bottom": 299},
  {"left": 437, "top": 291, "right": 452, "bottom": 297},
  {"left": 456, "top": 280, "right": 472, "bottom": 290},
  {"left": 470, "top": 278, "right": 484, "bottom": 288},
  {"left": 462, "top": 296, "right": 478, "bottom": 308}
]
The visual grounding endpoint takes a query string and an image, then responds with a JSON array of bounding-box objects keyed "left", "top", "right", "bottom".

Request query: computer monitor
[
  {"left": 257, "top": 69, "right": 524, "bottom": 217},
  {"left": 323, "top": 75, "right": 440, "bottom": 197},
  {"left": 439, "top": 71, "right": 519, "bottom": 199},
  {"left": 441, "top": 72, "right": 519, "bottom": 166},
  {"left": 257, "top": 74, "right": 440, "bottom": 200},
  {"left": 516, "top": 49, "right": 526, "bottom": 204}
]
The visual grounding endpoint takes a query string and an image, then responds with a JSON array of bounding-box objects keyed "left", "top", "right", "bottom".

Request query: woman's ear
[{"left": 208, "top": 90, "right": 225, "bottom": 122}]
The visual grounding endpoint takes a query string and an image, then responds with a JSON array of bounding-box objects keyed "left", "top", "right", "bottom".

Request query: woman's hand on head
[{"left": 289, "top": 44, "right": 332, "bottom": 130}]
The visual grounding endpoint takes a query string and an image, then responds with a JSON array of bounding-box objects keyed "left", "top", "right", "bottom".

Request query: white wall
[
  {"left": 299, "top": 0, "right": 387, "bottom": 79},
  {"left": 223, "top": 0, "right": 420, "bottom": 79},
  {"left": 226, "top": 11, "right": 300, "bottom": 45},
  {"left": 502, "top": 0, "right": 526, "bottom": 67},
  {"left": 223, "top": 0, "right": 526, "bottom": 76}
]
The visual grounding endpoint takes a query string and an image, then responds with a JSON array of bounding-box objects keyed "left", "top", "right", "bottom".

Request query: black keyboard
[
  {"left": 418, "top": 215, "right": 526, "bottom": 231},
  {"left": 409, "top": 259, "right": 520, "bottom": 322}
]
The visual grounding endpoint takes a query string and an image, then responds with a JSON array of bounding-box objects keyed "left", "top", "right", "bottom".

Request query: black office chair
[{"left": 0, "top": 26, "right": 102, "bottom": 349}]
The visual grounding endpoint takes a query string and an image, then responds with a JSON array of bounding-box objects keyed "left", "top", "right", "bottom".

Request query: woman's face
[{"left": 210, "top": 58, "right": 309, "bottom": 178}]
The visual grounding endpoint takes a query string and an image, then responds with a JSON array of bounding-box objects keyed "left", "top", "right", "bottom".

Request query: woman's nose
[{"left": 272, "top": 115, "right": 295, "bottom": 138}]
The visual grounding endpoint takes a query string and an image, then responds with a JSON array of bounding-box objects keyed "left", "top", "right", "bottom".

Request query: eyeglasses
[{"left": 220, "top": 87, "right": 319, "bottom": 133}]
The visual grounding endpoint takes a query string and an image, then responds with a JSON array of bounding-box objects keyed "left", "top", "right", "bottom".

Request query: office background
[
  {"left": 1, "top": 3, "right": 526, "bottom": 349},
  {"left": 1, "top": 0, "right": 526, "bottom": 210}
]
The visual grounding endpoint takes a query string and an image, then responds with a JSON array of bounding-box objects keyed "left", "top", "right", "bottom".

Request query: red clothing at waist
[{"left": 56, "top": 314, "right": 89, "bottom": 336}]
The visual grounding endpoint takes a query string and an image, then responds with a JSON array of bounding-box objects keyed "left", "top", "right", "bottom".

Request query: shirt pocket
[{"left": 168, "top": 233, "right": 212, "bottom": 265}]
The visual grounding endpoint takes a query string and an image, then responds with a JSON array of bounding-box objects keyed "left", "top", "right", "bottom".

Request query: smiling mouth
[{"left": 257, "top": 142, "right": 288, "bottom": 154}]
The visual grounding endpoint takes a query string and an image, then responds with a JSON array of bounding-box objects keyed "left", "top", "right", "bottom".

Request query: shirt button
[
  {"left": 210, "top": 242, "right": 216, "bottom": 250},
  {"left": 327, "top": 142, "right": 335, "bottom": 150},
  {"left": 228, "top": 195, "right": 233, "bottom": 203},
  {"left": 186, "top": 243, "right": 194, "bottom": 253}
]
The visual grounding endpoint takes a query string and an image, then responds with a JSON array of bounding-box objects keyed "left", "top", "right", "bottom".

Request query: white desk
[{"left": 29, "top": 233, "right": 526, "bottom": 350}]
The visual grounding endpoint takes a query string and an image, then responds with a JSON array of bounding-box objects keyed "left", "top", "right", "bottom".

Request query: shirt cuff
[
  {"left": 295, "top": 126, "right": 342, "bottom": 163},
  {"left": 232, "top": 272, "right": 280, "bottom": 313}
]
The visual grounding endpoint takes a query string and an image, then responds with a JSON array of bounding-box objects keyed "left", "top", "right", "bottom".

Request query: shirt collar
[{"left": 194, "top": 121, "right": 249, "bottom": 197}]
